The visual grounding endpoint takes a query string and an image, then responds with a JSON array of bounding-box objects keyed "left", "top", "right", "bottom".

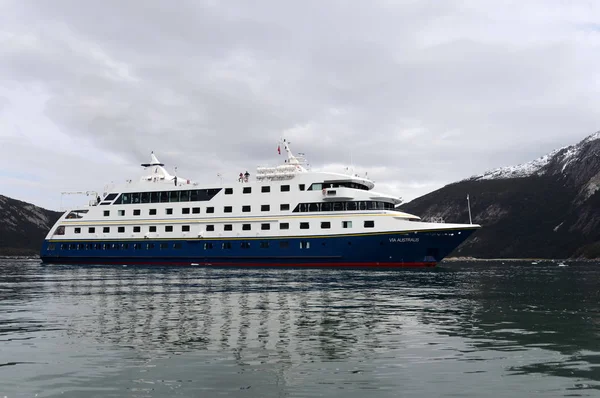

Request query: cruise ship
[{"left": 40, "top": 141, "right": 480, "bottom": 267}]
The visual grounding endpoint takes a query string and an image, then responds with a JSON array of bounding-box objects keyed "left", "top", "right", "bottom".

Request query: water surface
[{"left": 1, "top": 259, "right": 599, "bottom": 397}]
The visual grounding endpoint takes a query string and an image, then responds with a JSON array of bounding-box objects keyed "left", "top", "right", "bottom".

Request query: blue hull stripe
[{"left": 40, "top": 229, "right": 476, "bottom": 267}]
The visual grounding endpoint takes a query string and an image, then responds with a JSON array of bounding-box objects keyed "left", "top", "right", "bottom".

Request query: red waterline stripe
[{"left": 42, "top": 259, "right": 437, "bottom": 268}]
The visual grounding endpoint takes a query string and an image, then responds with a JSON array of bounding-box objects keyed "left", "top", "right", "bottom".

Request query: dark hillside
[
  {"left": 0, "top": 195, "right": 61, "bottom": 256},
  {"left": 401, "top": 132, "right": 600, "bottom": 259}
]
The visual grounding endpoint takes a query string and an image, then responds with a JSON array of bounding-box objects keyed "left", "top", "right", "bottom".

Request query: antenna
[
  {"left": 217, "top": 173, "right": 223, "bottom": 184},
  {"left": 467, "top": 194, "right": 473, "bottom": 224}
]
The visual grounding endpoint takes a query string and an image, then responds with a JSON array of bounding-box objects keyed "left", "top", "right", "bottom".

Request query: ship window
[
  {"left": 280, "top": 204, "right": 290, "bottom": 211},
  {"left": 120, "top": 194, "right": 131, "bottom": 204},
  {"left": 206, "top": 225, "right": 214, "bottom": 231},
  {"left": 180, "top": 190, "right": 190, "bottom": 201},
  {"left": 300, "top": 241, "right": 310, "bottom": 249},
  {"left": 222, "top": 242, "right": 232, "bottom": 249},
  {"left": 133, "top": 209, "right": 141, "bottom": 216},
  {"left": 299, "top": 184, "right": 305, "bottom": 191},
  {"left": 280, "top": 223, "right": 289, "bottom": 230},
  {"left": 261, "top": 186, "right": 270, "bottom": 193},
  {"left": 133, "top": 243, "right": 141, "bottom": 250},
  {"left": 66, "top": 211, "right": 86, "bottom": 219},
  {"left": 54, "top": 226, "right": 65, "bottom": 235},
  {"left": 242, "top": 224, "right": 251, "bottom": 231},
  {"left": 150, "top": 192, "right": 159, "bottom": 203},
  {"left": 165, "top": 225, "right": 173, "bottom": 232},
  {"left": 149, "top": 226, "right": 157, "bottom": 232},
  {"left": 131, "top": 193, "right": 140, "bottom": 204},
  {"left": 242, "top": 205, "right": 251, "bottom": 212},
  {"left": 133, "top": 226, "right": 141, "bottom": 233},
  {"left": 103, "top": 226, "right": 110, "bottom": 233},
  {"left": 88, "top": 227, "right": 95, "bottom": 233},
  {"left": 280, "top": 241, "right": 289, "bottom": 248},
  {"left": 309, "top": 183, "right": 322, "bottom": 191},
  {"left": 160, "top": 243, "right": 168, "bottom": 249},
  {"left": 364, "top": 220, "right": 375, "bottom": 228},
  {"left": 346, "top": 202, "right": 358, "bottom": 211},
  {"left": 260, "top": 241, "right": 269, "bottom": 248},
  {"left": 204, "top": 243, "right": 213, "bottom": 250},
  {"left": 190, "top": 190, "right": 200, "bottom": 201},
  {"left": 72, "top": 227, "right": 80, "bottom": 234},
  {"left": 118, "top": 226, "right": 125, "bottom": 233},
  {"left": 118, "top": 210, "right": 125, "bottom": 216},
  {"left": 103, "top": 210, "right": 110, "bottom": 217},
  {"left": 166, "top": 208, "right": 173, "bottom": 215},
  {"left": 300, "top": 222, "right": 309, "bottom": 230},
  {"left": 182, "top": 208, "right": 190, "bottom": 214},
  {"left": 281, "top": 185, "right": 290, "bottom": 192},
  {"left": 169, "top": 191, "right": 179, "bottom": 202},
  {"left": 224, "top": 206, "right": 232, "bottom": 213},
  {"left": 173, "top": 243, "right": 182, "bottom": 249},
  {"left": 182, "top": 225, "right": 190, "bottom": 232},
  {"left": 149, "top": 209, "right": 157, "bottom": 215},
  {"left": 140, "top": 192, "right": 150, "bottom": 203},
  {"left": 243, "top": 187, "right": 251, "bottom": 194},
  {"left": 225, "top": 188, "right": 233, "bottom": 195},
  {"left": 224, "top": 224, "right": 232, "bottom": 231},
  {"left": 104, "top": 193, "right": 118, "bottom": 201},
  {"left": 342, "top": 221, "right": 352, "bottom": 228},
  {"left": 48, "top": 243, "right": 56, "bottom": 251},
  {"left": 261, "top": 204, "right": 270, "bottom": 212},
  {"left": 241, "top": 242, "right": 251, "bottom": 249},
  {"left": 333, "top": 202, "right": 344, "bottom": 211},
  {"left": 321, "top": 222, "right": 331, "bottom": 229},
  {"left": 192, "top": 207, "right": 200, "bottom": 214},
  {"left": 321, "top": 202, "right": 332, "bottom": 212},
  {"left": 146, "top": 243, "right": 155, "bottom": 250},
  {"left": 308, "top": 203, "right": 319, "bottom": 212},
  {"left": 206, "top": 207, "right": 214, "bottom": 213},
  {"left": 261, "top": 223, "right": 270, "bottom": 230},
  {"left": 160, "top": 191, "right": 169, "bottom": 203}
]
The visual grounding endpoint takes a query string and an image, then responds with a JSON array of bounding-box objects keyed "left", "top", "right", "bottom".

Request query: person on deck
[
  {"left": 244, "top": 171, "right": 250, "bottom": 183},
  {"left": 239, "top": 173, "right": 243, "bottom": 182}
]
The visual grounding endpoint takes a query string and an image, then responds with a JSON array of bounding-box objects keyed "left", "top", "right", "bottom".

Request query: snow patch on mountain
[
  {"left": 470, "top": 131, "right": 600, "bottom": 181},
  {"left": 470, "top": 150, "right": 558, "bottom": 181}
]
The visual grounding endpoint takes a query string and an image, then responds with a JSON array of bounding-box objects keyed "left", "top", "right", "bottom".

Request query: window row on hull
[
  {"left": 293, "top": 201, "right": 394, "bottom": 212},
  {"left": 54, "top": 220, "right": 374, "bottom": 236},
  {"left": 112, "top": 188, "right": 222, "bottom": 205},
  {"left": 48, "top": 240, "right": 316, "bottom": 251}
]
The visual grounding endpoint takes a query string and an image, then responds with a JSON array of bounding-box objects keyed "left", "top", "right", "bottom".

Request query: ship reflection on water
[{"left": 1, "top": 260, "right": 600, "bottom": 397}]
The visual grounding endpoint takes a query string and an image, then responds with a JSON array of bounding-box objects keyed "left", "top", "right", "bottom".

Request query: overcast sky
[{"left": 1, "top": 0, "right": 599, "bottom": 211}]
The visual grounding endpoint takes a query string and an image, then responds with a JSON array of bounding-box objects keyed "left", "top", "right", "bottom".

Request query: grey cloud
[{"left": 1, "top": 0, "right": 600, "bottom": 208}]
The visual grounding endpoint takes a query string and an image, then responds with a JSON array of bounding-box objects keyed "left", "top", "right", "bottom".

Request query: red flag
[{"left": 277, "top": 145, "right": 281, "bottom": 155}]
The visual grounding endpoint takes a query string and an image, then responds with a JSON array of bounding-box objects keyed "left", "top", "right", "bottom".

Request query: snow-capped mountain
[
  {"left": 471, "top": 131, "right": 600, "bottom": 181},
  {"left": 401, "top": 131, "right": 600, "bottom": 259}
]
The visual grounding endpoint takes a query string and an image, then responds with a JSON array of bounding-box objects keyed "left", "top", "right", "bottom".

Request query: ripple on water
[{"left": 0, "top": 260, "right": 600, "bottom": 397}]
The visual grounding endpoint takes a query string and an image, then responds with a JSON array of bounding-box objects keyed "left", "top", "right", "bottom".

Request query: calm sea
[{"left": 1, "top": 259, "right": 599, "bottom": 397}]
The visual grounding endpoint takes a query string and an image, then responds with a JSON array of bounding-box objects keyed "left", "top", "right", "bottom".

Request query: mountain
[
  {"left": 400, "top": 132, "right": 600, "bottom": 259},
  {"left": 0, "top": 195, "right": 62, "bottom": 256}
]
